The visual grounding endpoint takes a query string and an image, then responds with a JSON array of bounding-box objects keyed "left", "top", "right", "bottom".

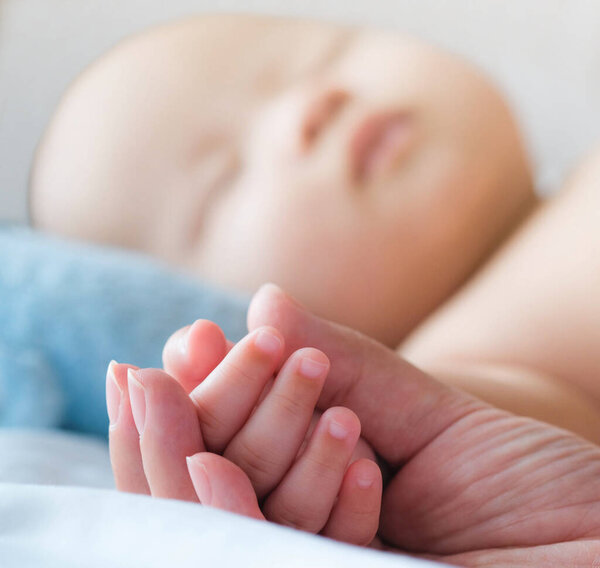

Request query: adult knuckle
[
  {"left": 269, "top": 497, "right": 324, "bottom": 534},
  {"left": 230, "top": 437, "right": 280, "bottom": 491},
  {"left": 272, "top": 391, "right": 307, "bottom": 419},
  {"left": 193, "top": 398, "right": 228, "bottom": 448}
]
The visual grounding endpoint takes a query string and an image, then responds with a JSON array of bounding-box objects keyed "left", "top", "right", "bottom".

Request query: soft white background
[{"left": 1, "top": 0, "right": 599, "bottom": 222}]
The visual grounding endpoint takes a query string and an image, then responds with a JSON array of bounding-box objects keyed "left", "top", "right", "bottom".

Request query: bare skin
[
  {"left": 107, "top": 148, "right": 600, "bottom": 563},
  {"left": 30, "top": 15, "right": 534, "bottom": 348},
  {"left": 107, "top": 323, "right": 382, "bottom": 546},
  {"left": 248, "top": 285, "right": 600, "bottom": 566},
  {"left": 107, "top": 149, "right": 600, "bottom": 561},
  {"left": 111, "top": 284, "right": 600, "bottom": 566},
  {"left": 31, "top": 14, "right": 599, "bottom": 442},
  {"left": 402, "top": 146, "right": 600, "bottom": 443},
  {"left": 32, "top": 13, "right": 600, "bottom": 562}
]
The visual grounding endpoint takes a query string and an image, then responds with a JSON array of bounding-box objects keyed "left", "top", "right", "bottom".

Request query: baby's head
[{"left": 30, "top": 15, "right": 534, "bottom": 347}]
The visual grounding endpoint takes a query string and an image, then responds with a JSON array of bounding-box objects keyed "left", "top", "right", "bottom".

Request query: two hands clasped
[
  {"left": 106, "top": 285, "right": 600, "bottom": 565},
  {"left": 108, "top": 324, "right": 382, "bottom": 546}
]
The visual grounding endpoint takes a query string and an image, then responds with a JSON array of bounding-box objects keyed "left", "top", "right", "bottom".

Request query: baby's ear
[{"left": 162, "top": 319, "right": 228, "bottom": 394}]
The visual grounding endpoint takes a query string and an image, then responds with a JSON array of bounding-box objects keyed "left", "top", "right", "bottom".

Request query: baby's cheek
[{"left": 192, "top": 188, "right": 319, "bottom": 291}]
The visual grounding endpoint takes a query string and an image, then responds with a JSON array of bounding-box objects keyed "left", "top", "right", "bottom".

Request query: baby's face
[{"left": 31, "top": 16, "right": 534, "bottom": 346}]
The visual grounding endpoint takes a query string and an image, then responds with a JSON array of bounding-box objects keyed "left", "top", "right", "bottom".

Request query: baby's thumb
[{"left": 162, "top": 320, "right": 228, "bottom": 394}]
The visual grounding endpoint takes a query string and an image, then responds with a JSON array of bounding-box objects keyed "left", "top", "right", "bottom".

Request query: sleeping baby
[
  {"left": 28, "top": 13, "right": 600, "bottom": 550},
  {"left": 30, "top": 14, "right": 534, "bottom": 348}
]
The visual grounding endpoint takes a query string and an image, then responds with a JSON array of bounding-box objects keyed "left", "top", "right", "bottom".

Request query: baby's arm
[
  {"left": 107, "top": 323, "right": 382, "bottom": 545},
  {"left": 402, "top": 147, "right": 600, "bottom": 442}
]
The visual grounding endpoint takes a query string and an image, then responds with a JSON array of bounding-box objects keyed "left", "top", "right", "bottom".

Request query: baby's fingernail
[
  {"left": 299, "top": 356, "right": 328, "bottom": 379},
  {"left": 186, "top": 457, "right": 212, "bottom": 505},
  {"left": 127, "top": 369, "right": 146, "bottom": 435},
  {"left": 106, "top": 360, "right": 121, "bottom": 427},
  {"left": 328, "top": 421, "right": 348, "bottom": 440},
  {"left": 254, "top": 328, "right": 282, "bottom": 355}
]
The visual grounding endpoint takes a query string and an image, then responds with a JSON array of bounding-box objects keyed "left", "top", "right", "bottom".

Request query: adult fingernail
[
  {"left": 328, "top": 421, "right": 348, "bottom": 440},
  {"left": 356, "top": 476, "right": 375, "bottom": 489},
  {"left": 261, "top": 283, "right": 306, "bottom": 310},
  {"left": 127, "top": 369, "right": 146, "bottom": 435},
  {"left": 106, "top": 360, "right": 121, "bottom": 427},
  {"left": 254, "top": 328, "right": 282, "bottom": 355},
  {"left": 299, "top": 356, "right": 328, "bottom": 379},
  {"left": 186, "top": 457, "right": 212, "bottom": 505},
  {"left": 179, "top": 325, "right": 193, "bottom": 356}
]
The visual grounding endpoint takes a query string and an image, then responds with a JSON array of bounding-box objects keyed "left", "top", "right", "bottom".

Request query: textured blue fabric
[{"left": 0, "top": 227, "right": 249, "bottom": 437}]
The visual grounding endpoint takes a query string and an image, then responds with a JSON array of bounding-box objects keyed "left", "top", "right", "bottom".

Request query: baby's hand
[{"left": 107, "top": 323, "right": 382, "bottom": 546}]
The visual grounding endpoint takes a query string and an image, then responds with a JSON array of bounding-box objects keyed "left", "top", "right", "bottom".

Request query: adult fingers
[
  {"left": 107, "top": 361, "right": 149, "bottom": 495},
  {"left": 263, "top": 407, "right": 360, "bottom": 533},
  {"left": 224, "top": 348, "right": 329, "bottom": 497},
  {"left": 189, "top": 327, "right": 284, "bottom": 453},
  {"left": 321, "top": 458, "right": 382, "bottom": 546},
  {"left": 187, "top": 452, "right": 264, "bottom": 521},
  {"left": 247, "top": 284, "right": 483, "bottom": 465},
  {"left": 128, "top": 368, "right": 204, "bottom": 501}
]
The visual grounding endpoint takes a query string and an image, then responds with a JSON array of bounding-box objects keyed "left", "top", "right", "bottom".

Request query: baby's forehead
[
  {"left": 184, "top": 15, "right": 355, "bottom": 99},
  {"left": 160, "top": 16, "right": 441, "bottom": 119}
]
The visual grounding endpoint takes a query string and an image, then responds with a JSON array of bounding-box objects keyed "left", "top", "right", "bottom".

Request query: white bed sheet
[{"left": 0, "top": 430, "right": 446, "bottom": 568}]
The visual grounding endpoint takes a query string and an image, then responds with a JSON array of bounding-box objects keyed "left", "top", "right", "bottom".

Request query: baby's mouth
[{"left": 349, "top": 112, "right": 413, "bottom": 184}]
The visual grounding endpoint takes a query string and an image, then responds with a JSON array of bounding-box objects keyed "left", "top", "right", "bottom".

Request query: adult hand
[
  {"left": 247, "top": 284, "right": 600, "bottom": 566},
  {"left": 107, "top": 323, "right": 381, "bottom": 546}
]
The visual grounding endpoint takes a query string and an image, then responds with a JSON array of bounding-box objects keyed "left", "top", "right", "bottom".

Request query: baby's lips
[{"left": 349, "top": 111, "right": 414, "bottom": 184}]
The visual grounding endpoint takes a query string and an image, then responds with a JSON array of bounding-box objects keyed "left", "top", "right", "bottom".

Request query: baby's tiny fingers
[
  {"left": 107, "top": 361, "right": 150, "bottom": 495},
  {"left": 224, "top": 348, "right": 329, "bottom": 498},
  {"left": 321, "top": 458, "right": 382, "bottom": 546},
  {"left": 263, "top": 407, "right": 360, "bottom": 533},
  {"left": 187, "top": 453, "right": 264, "bottom": 520},
  {"left": 128, "top": 368, "right": 204, "bottom": 502},
  {"left": 162, "top": 320, "right": 228, "bottom": 393}
]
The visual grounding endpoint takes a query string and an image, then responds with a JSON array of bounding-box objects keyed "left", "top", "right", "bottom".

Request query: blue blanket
[{"left": 0, "top": 227, "right": 249, "bottom": 437}]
